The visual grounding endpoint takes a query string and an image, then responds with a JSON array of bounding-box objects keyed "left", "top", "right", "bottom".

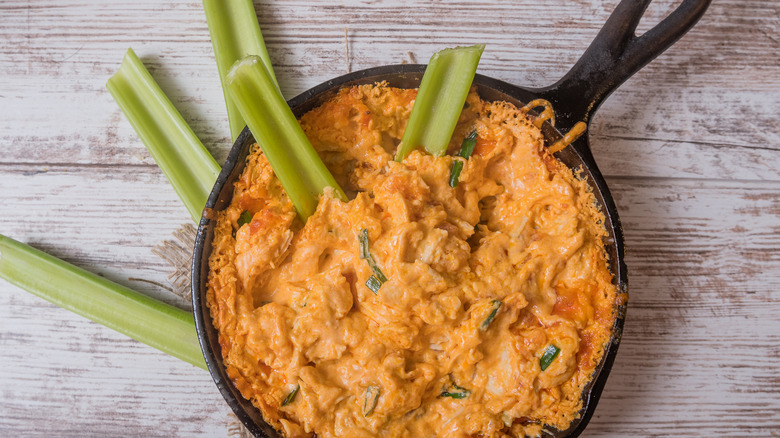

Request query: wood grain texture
[{"left": 1, "top": 0, "right": 778, "bottom": 436}]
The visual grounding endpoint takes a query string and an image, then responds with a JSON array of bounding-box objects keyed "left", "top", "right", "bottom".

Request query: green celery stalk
[
  {"left": 396, "top": 44, "right": 485, "bottom": 161},
  {"left": 0, "top": 234, "right": 206, "bottom": 370},
  {"left": 202, "top": 0, "right": 278, "bottom": 141},
  {"left": 226, "top": 56, "right": 346, "bottom": 220},
  {"left": 106, "top": 48, "right": 221, "bottom": 223}
]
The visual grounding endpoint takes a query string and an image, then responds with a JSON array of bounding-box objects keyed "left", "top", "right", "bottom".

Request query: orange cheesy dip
[{"left": 207, "top": 83, "right": 620, "bottom": 437}]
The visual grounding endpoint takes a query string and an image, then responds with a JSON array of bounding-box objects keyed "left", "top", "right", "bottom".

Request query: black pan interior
[{"left": 192, "top": 65, "right": 628, "bottom": 438}]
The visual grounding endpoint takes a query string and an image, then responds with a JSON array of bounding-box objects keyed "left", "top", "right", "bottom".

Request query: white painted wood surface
[{"left": 1, "top": 0, "right": 778, "bottom": 436}]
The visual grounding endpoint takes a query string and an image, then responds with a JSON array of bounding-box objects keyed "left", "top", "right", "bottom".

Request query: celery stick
[
  {"left": 0, "top": 234, "right": 206, "bottom": 370},
  {"left": 226, "top": 56, "right": 346, "bottom": 220},
  {"left": 203, "top": 0, "right": 278, "bottom": 141},
  {"left": 107, "top": 48, "right": 221, "bottom": 223},
  {"left": 396, "top": 44, "right": 484, "bottom": 161}
]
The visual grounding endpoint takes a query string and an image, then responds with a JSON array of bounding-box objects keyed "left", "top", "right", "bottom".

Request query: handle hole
[{"left": 636, "top": 0, "right": 683, "bottom": 36}]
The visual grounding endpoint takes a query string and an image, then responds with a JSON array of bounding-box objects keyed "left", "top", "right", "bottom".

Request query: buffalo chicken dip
[{"left": 207, "top": 83, "right": 620, "bottom": 437}]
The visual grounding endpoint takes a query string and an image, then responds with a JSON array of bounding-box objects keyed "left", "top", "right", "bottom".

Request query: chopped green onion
[
  {"left": 449, "top": 160, "right": 464, "bottom": 188},
  {"left": 365, "top": 276, "right": 382, "bottom": 294},
  {"left": 282, "top": 384, "right": 300, "bottom": 406},
  {"left": 226, "top": 56, "right": 346, "bottom": 220},
  {"left": 363, "top": 386, "right": 380, "bottom": 416},
  {"left": 395, "top": 44, "right": 485, "bottom": 161},
  {"left": 106, "top": 48, "right": 221, "bottom": 223},
  {"left": 441, "top": 387, "right": 469, "bottom": 399},
  {"left": 237, "top": 210, "right": 253, "bottom": 228},
  {"left": 0, "top": 234, "right": 206, "bottom": 370},
  {"left": 440, "top": 380, "right": 471, "bottom": 399},
  {"left": 358, "top": 228, "right": 371, "bottom": 259},
  {"left": 540, "top": 344, "right": 561, "bottom": 371},
  {"left": 449, "top": 130, "right": 478, "bottom": 188},
  {"left": 371, "top": 264, "right": 387, "bottom": 283},
  {"left": 358, "top": 229, "right": 388, "bottom": 289},
  {"left": 202, "top": 0, "right": 278, "bottom": 141},
  {"left": 457, "top": 130, "right": 478, "bottom": 159},
  {"left": 480, "top": 300, "right": 502, "bottom": 331}
]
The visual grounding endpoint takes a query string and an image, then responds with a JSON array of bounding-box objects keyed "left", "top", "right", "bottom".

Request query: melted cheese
[{"left": 207, "top": 83, "right": 620, "bottom": 437}]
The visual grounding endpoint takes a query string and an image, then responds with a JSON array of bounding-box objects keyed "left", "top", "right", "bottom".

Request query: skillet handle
[{"left": 536, "top": 0, "right": 711, "bottom": 133}]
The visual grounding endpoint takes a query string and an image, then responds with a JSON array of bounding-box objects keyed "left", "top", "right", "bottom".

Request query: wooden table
[{"left": 1, "top": 0, "right": 777, "bottom": 436}]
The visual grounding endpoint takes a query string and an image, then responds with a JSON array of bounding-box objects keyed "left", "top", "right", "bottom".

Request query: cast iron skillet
[{"left": 192, "top": 0, "right": 711, "bottom": 436}]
